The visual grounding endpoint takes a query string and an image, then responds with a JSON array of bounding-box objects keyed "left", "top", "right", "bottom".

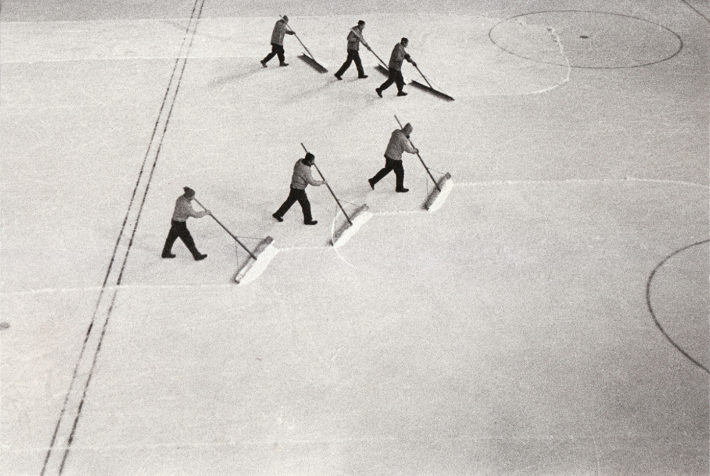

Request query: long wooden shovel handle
[
  {"left": 369, "top": 49, "right": 389, "bottom": 69},
  {"left": 300, "top": 143, "right": 353, "bottom": 225},
  {"left": 349, "top": 29, "right": 387, "bottom": 68},
  {"left": 194, "top": 198, "right": 257, "bottom": 259},
  {"left": 413, "top": 63, "right": 435, "bottom": 90},
  {"left": 393, "top": 115, "right": 441, "bottom": 192},
  {"left": 281, "top": 15, "right": 317, "bottom": 60}
]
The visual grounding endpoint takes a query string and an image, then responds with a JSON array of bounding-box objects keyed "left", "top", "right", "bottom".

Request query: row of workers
[
  {"left": 161, "top": 123, "right": 419, "bottom": 260},
  {"left": 261, "top": 17, "right": 418, "bottom": 97}
]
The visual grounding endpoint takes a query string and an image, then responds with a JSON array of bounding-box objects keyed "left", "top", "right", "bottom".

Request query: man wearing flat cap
[
  {"left": 261, "top": 16, "right": 296, "bottom": 67},
  {"left": 273, "top": 153, "right": 325, "bottom": 225},
  {"left": 162, "top": 186, "right": 210, "bottom": 260},
  {"left": 376, "top": 37, "right": 416, "bottom": 97},
  {"left": 368, "top": 122, "right": 418, "bottom": 193},
  {"left": 334, "top": 20, "right": 370, "bottom": 80}
]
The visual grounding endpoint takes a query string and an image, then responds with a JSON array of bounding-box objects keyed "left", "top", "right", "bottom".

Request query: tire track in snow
[{"left": 40, "top": 0, "right": 207, "bottom": 473}]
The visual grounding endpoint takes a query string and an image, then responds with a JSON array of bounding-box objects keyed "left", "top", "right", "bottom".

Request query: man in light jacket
[
  {"left": 273, "top": 153, "right": 325, "bottom": 225},
  {"left": 261, "top": 16, "right": 295, "bottom": 67},
  {"left": 376, "top": 37, "right": 416, "bottom": 97},
  {"left": 334, "top": 20, "right": 369, "bottom": 80},
  {"left": 368, "top": 123, "right": 418, "bottom": 193},
  {"left": 162, "top": 186, "right": 210, "bottom": 260}
]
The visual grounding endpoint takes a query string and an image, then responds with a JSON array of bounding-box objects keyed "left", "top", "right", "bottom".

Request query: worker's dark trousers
[
  {"left": 274, "top": 188, "right": 313, "bottom": 223},
  {"left": 370, "top": 156, "right": 405, "bottom": 190},
  {"left": 162, "top": 220, "right": 201, "bottom": 258},
  {"left": 262, "top": 43, "right": 286, "bottom": 65},
  {"left": 336, "top": 50, "right": 365, "bottom": 77},
  {"left": 378, "top": 69, "right": 405, "bottom": 92}
]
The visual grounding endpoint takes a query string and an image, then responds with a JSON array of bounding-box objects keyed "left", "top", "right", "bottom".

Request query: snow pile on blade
[
  {"left": 332, "top": 204, "right": 372, "bottom": 248},
  {"left": 424, "top": 173, "right": 453, "bottom": 212},
  {"left": 234, "top": 236, "right": 277, "bottom": 285}
]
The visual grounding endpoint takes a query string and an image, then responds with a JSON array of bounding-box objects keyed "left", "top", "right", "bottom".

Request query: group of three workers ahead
[
  {"left": 162, "top": 124, "right": 419, "bottom": 260},
  {"left": 261, "top": 18, "right": 417, "bottom": 97}
]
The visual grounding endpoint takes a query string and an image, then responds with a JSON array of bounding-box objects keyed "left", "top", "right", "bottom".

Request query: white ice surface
[{"left": 1, "top": 1, "right": 708, "bottom": 474}]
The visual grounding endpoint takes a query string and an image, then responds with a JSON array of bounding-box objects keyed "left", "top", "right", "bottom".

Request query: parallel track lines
[{"left": 41, "top": 0, "right": 206, "bottom": 473}]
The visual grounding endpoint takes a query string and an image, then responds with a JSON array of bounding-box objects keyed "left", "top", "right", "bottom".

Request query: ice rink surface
[{"left": 1, "top": 0, "right": 708, "bottom": 474}]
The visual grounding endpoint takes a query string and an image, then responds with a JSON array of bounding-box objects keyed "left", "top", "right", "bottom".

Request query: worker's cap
[
  {"left": 358, "top": 20, "right": 366, "bottom": 26},
  {"left": 183, "top": 186, "right": 195, "bottom": 198},
  {"left": 304, "top": 152, "right": 315, "bottom": 162},
  {"left": 403, "top": 123, "right": 413, "bottom": 135}
]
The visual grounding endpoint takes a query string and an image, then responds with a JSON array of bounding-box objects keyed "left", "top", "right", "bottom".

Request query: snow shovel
[
  {"left": 409, "top": 64, "right": 455, "bottom": 101},
  {"left": 281, "top": 16, "right": 328, "bottom": 73},
  {"left": 393, "top": 115, "right": 453, "bottom": 212},
  {"left": 300, "top": 143, "right": 371, "bottom": 247},
  {"left": 194, "top": 199, "right": 277, "bottom": 284}
]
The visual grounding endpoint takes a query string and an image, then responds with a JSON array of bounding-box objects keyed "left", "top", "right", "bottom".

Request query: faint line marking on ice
[
  {"left": 489, "top": 11, "right": 684, "bottom": 70},
  {"left": 40, "top": 0, "right": 208, "bottom": 474},
  {"left": 328, "top": 208, "right": 364, "bottom": 271},
  {"left": 49, "top": 434, "right": 604, "bottom": 452},
  {"left": 0, "top": 283, "right": 232, "bottom": 297},
  {"left": 680, "top": 0, "right": 710, "bottom": 23},
  {"left": 508, "top": 439, "right": 567, "bottom": 475},
  {"left": 276, "top": 245, "right": 329, "bottom": 252},
  {"left": 485, "top": 25, "right": 571, "bottom": 97},
  {"left": 538, "top": 26, "right": 571, "bottom": 94},
  {"left": 646, "top": 239, "right": 710, "bottom": 374},
  {"left": 592, "top": 437, "right": 602, "bottom": 475},
  {"left": 0, "top": 435, "right": 608, "bottom": 453},
  {"left": 58, "top": 4, "right": 207, "bottom": 467},
  {"left": 455, "top": 177, "right": 708, "bottom": 190},
  {"left": 372, "top": 209, "right": 429, "bottom": 216}
]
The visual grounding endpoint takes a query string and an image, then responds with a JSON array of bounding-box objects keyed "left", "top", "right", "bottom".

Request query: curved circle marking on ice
[
  {"left": 489, "top": 10, "right": 683, "bottom": 69},
  {"left": 646, "top": 239, "right": 709, "bottom": 374}
]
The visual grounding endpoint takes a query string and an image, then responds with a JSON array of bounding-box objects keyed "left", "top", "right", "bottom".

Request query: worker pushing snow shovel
[
  {"left": 300, "top": 143, "right": 371, "bottom": 247},
  {"left": 334, "top": 20, "right": 370, "bottom": 80},
  {"left": 367, "top": 122, "right": 419, "bottom": 193},
  {"left": 376, "top": 37, "right": 417, "bottom": 98},
  {"left": 161, "top": 186, "right": 210, "bottom": 261},
  {"left": 192, "top": 196, "right": 276, "bottom": 285},
  {"left": 374, "top": 37, "right": 454, "bottom": 101},
  {"left": 260, "top": 16, "right": 296, "bottom": 67},
  {"left": 270, "top": 15, "right": 328, "bottom": 73},
  {"left": 272, "top": 152, "right": 326, "bottom": 225},
  {"left": 393, "top": 115, "right": 453, "bottom": 211}
]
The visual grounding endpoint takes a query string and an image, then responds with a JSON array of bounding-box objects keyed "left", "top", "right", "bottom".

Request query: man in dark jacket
[
  {"left": 273, "top": 153, "right": 326, "bottom": 225},
  {"left": 334, "top": 20, "right": 369, "bottom": 80},
  {"left": 376, "top": 37, "right": 416, "bottom": 97},
  {"left": 162, "top": 187, "right": 210, "bottom": 260},
  {"left": 261, "top": 16, "right": 296, "bottom": 67},
  {"left": 368, "top": 123, "right": 418, "bottom": 193}
]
